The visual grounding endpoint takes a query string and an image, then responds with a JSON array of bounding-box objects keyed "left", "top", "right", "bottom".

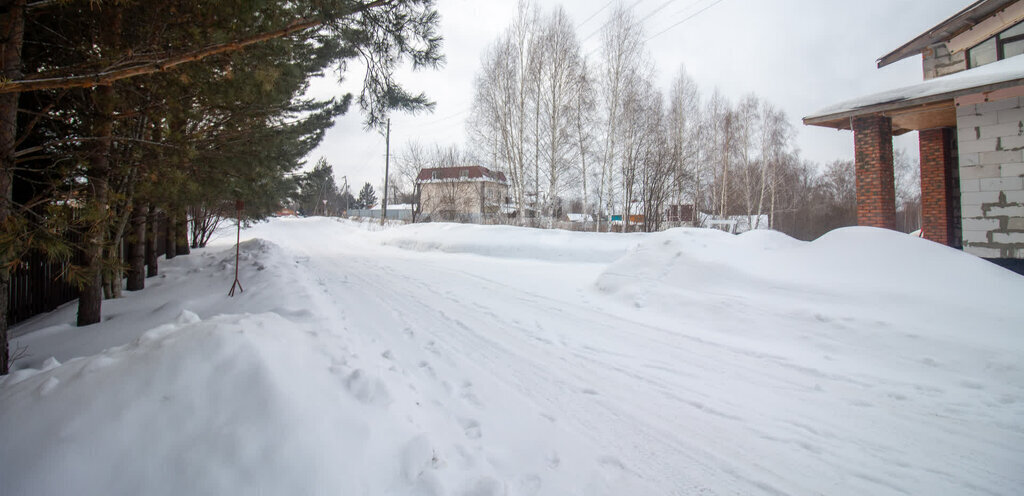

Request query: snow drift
[{"left": 2, "top": 217, "right": 1022, "bottom": 495}]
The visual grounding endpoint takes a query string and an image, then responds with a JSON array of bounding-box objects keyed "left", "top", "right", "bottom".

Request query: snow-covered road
[{"left": 3, "top": 218, "right": 1023, "bottom": 495}]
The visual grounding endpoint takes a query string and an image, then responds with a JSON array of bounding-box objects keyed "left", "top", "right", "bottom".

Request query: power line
[
  {"left": 413, "top": 107, "right": 468, "bottom": 127},
  {"left": 646, "top": 0, "right": 723, "bottom": 42},
  {"left": 578, "top": 0, "right": 616, "bottom": 29},
  {"left": 638, "top": 0, "right": 683, "bottom": 24},
  {"left": 580, "top": 0, "right": 649, "bottom": 44}
]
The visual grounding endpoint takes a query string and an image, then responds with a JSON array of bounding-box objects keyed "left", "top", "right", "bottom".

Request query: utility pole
[
  {"left": 381, "top": 118, "right": 391, "bottom": 226},
  {"left": 341, "top": 175, "right": 348, "bottom": 216}
]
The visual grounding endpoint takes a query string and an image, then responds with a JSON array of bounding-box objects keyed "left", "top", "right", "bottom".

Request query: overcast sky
[{"left": 304, "top": 0, "right": 969, "bottom": 194}]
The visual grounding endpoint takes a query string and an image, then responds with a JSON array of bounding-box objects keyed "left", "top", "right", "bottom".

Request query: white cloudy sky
[{"left": 304, "top": 0, "right": 969, "bottom": 193}]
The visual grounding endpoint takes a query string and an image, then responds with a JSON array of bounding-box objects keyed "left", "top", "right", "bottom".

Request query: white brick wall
[
  {"left": 1002, "top": 163, "right": 1024, "bottom": 176},
  {"left": 959, "top": 164, "right": 1002, "bottom": 179},
  {"left": 956, "top": 95, "right": 1024, "bottom": 259}
]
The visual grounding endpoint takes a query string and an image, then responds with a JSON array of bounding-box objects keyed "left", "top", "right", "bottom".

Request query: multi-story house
[
  {"left": 415, "top": 166, "right": 509, "bottom": 222},
  {"left": 805, "top": 0, "right": 1024, "bottom": 273}
]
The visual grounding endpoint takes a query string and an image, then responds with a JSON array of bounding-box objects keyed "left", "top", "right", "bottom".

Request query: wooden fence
[{"left": 8, "top": 216, "right": 169, "bottom": 326}]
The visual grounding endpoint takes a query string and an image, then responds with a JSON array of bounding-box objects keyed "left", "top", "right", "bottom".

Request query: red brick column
[
  {"left": 853, "top": 115, "right": 896, "bottom": 229},
  {"left": 919, "top": 128, "right": 957, "bottom": 246}
]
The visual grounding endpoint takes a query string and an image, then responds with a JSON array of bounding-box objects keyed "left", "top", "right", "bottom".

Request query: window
[
  {"left": 431, "top": 171, "right": 438, "bottom": 180},
  {"left": 460, "top": 169, "right": 469, "bottom": 179},
  {"left": 969, "top": 37, "right": 997, "bottom": 68},
  {"left": 968, "top": 20, "right": 1024, "bottom": 68}
]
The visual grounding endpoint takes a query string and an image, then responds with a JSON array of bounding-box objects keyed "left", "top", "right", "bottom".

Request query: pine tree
[
  {"left": 298, "top": 158, "right": 343, "bottom": 215},
  {"left": 0, "top": 0, "right": 445, "bottom": 370},
  {"left": 356, "top": 183, "right": 378, "bottom": 209}
]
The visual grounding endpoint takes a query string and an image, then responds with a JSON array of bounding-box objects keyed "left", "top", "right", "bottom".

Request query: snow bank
[
  {"left": 375, "top": 222, "right": 645, "bottom": 263},
  {"left": 2, "top": 224, "right": 655, "bottom": 495},
  {"left": 4, "top": 218, "right": 1023, "bottom": 495},
  {"left": 597, "top": 226, "right": 1023, "bottom": 312},
  {"left": 2, "top": 311, "right": 396, "bottom": 495}
]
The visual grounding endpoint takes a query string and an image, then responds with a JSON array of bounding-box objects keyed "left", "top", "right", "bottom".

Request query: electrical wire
[{"left": 646, "top": 0, "right": 723, "bottom": 42}]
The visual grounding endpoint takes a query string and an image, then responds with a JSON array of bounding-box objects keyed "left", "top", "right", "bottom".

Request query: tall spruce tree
[
  {"left": 356, "top": 183, "right": 378, "bottom": 209},
  {"left": 0, "top": 0, "right": 443, "bottom": 373}
]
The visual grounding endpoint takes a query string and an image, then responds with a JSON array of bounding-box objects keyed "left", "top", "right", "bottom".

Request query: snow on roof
[
  {"left": 416, "top": 166, "right": 507, "bottom": 184},
  {"left": 876, "top": 0, "right": 1016, "bottom": 68},
  {"left": 805, "top": 54, "right": 1024, "bottom": 124}
]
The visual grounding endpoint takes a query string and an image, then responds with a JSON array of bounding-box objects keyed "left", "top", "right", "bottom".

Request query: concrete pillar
[
  {"left": 853, "top": 115, "right": 897, "bottom": 229},
  {"left": 919, "top": 128, "right": 959, "bottom": 247}
]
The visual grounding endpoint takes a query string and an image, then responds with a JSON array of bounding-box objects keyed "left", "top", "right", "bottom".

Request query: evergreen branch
[
  {"left": 14, "top": 136, "right": 183, "bottom": 158},
  {"left": 1, "top": 0, "right": 393, "bottom": 94}
]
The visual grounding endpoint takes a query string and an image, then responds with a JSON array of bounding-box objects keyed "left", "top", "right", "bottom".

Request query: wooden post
[
  {"left": 228, "top": 201, "right": 244, "bottom": 297},
  {"left": 382, "top": 118, "right": 391, "bottom": 226}
]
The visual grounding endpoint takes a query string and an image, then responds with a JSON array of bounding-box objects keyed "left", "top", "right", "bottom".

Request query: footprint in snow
[
  {"left": 344, "top": 369, "right": 391, "bottom": 407},
  {"left": 460, "top": 381, "right": 483, "bottom": 407},
  {"left": 546, "top": 451, "right": 561, "bottom": 469},
  {"left": 460, "top": 477, "right": 504, "bottom": 496},
  {"left": 426, "top": 340, "right": 441, "bottom": 356},
  {"left": 598, "top": 455, "right": 626, "bottom": 471},
  {"left": 401, "top": 436, "right": 446, "bottom": 496},
  {"left": 458, "top": 418, "right": 482, "bottom": 439}
]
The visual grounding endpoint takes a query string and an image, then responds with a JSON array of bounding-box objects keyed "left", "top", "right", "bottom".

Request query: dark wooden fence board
[{"left": 8, "top": 215, "right": 168, "bottom": 326}]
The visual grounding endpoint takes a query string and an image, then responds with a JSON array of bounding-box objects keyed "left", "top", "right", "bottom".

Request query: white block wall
[{"left": 956, "top": 96, "right": 1024, "bottom": 259}]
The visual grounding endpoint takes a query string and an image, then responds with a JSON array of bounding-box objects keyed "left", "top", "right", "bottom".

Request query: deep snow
[{"left": 2, "top": 218, "right": 1023, "bottom": 495}]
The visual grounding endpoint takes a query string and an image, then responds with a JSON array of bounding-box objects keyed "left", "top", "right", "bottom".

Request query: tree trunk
[
  {"left": 0, "top": 0, "right": 26, "bottom": 373},
  {"left": 146, "top": 206, "right": 159, "bottom": 277},
  {"left": 165, "top": 209, "right": 177, "bottom": 259},
  {"left": 102, "top": 244, "right": 114, "bottom": 300},
  {"left": 127, "top": 199, "right": 146, "bottom": 290},
  {"left": 175, "top": 207, "right": 190, "bottom": 255},
  {"left": 77, "top": 84, "right": 115, "bottom": 327}
]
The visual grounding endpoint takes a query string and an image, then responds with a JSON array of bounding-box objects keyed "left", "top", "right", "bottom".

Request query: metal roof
[
  {"left": 416, "top": 166, "right": 508, "bottom": 183},
  {"left": 877, "top": 0, "right": 1017, "bottom": 68},
  {"left": 804, "top": 54, "right": 1024, "bottom": 133}
]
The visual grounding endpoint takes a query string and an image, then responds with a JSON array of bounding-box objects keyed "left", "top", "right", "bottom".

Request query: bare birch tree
[
  {"left": 596, "top": 5, "right": 646, "bottom": 231},
  {"left": 666, "top": 66, "right": 702, "bottom": 225},
  {"left": 469, "top": 0, "right": 541, "bottom": 224},
  {"left": 536, "top": 7, "right": 582, "bottom": 225},
  {"left": 572, "top": 60, "right": 597, "bottom": 221}
]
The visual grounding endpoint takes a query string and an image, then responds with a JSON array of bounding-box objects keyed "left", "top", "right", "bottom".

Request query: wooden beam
[
  {"left": 887, "top": 101, "right": 957, "bottom": 134},
  {"left": 948, "top": 1, "right": 1024, "bottom": 55}
]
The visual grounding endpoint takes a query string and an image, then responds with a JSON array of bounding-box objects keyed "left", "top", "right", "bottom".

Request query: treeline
[
  {"left": 0, "top": 0, "right": 443, "bottom": 373},
  {"left": 411, "top": 2, "right": 919, "bottom": 236}
]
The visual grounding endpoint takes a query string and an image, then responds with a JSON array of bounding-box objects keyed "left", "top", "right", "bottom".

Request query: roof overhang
[
  {"left": 877, "top": 0, "right": 1018, "bottom": 69},
  {"left": 804, "top": 55, "right": 1024, "bottom": 134},
  {"left": 802, "top": 81, "right": 1024, "bottom": 135}
]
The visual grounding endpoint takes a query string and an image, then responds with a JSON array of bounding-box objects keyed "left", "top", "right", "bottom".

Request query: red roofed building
[{"left": 415, "top": 166, "right": 509, "bottom": 221}]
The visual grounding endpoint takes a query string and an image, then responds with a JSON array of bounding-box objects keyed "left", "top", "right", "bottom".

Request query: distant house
[
  {"left": 697, "top": 212, "right": 770, "bottom": 234},
  {"left": 415, "top": 166, "right": 509, "bottom": 222},
  {"left": 804, "top": 0, "right": 1024, "bottom": 272},
  {"left": 350, "top": 204, "right": 414, "bottom": 221},
  {"left": 564, "top": 213, "right": 593, "bottom": 223},
  {"left": 666, "top": 204, "right": 695, "bottom": 224}
]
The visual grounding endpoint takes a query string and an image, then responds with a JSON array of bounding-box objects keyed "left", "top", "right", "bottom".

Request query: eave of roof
[
  {"left": 877, "top": 0, "right": 1016, "bottom": 69},
  {"left": 804, "top": 54, "right": 1024, "bottom": 131}
]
